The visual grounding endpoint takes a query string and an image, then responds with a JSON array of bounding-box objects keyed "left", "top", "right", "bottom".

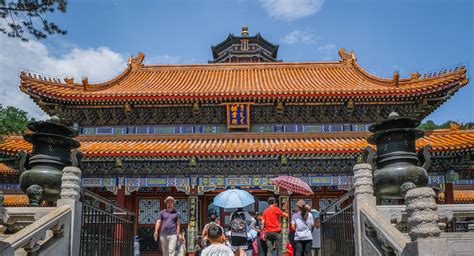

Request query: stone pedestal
[{"left": 402, "top": 238, "right": 449, "bottom": 256}]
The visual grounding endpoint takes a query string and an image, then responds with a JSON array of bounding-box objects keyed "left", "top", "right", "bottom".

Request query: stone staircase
[
  {"left": 352, "top": 163, "right": 474, "bottom": 256},
  {"left": 0, "top": 167, "right": 82, "bottom": 256}
]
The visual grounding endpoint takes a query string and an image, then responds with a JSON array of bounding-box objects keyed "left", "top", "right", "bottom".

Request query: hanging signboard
[{"left": 225, "top": 102, "right": 252, "bottom": 129}]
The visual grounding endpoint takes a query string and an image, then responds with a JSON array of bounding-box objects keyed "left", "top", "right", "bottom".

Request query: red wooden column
[
  {"left": 117, "top": 186, "right": 126, "bottom": 207},
  {"left": 114, "top": 186, "right": 127, "bottom": 256},
  {"left": 445, "top": 182, "right": 455, "bottom": 204}
]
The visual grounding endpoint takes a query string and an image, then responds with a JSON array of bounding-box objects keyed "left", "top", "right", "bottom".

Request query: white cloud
[
  {"left": 317, "top": 43, "right": 336, "bottom": 60},
  {"left": 281, "top": 30, "right": 318, "bottom": 45},
  {"left": 317, "top": 43, "right": 336, "bottom": 53},
  {"left": 0, "top": 34, "right": 127, "bottom": 120},
  {"left": 259, "top": 0, "right": 325, "bottom": 21}
]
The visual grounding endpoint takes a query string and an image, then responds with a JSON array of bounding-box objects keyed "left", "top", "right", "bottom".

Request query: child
[
  {"left": 177, "top": 229, "right": 186, "bottom": 256},
  {"left": 201, "top": 224, "right": 235, "bottom": 256}
]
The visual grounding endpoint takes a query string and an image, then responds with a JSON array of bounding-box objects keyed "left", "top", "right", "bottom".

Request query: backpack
[{"left": 230, "top": 212, "right": 247, "bottom": 233}]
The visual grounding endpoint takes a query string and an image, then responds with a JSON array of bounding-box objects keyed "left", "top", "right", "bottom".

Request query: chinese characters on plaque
[{"left": 226, "top": 103, "right": 251, "bottom": 129}]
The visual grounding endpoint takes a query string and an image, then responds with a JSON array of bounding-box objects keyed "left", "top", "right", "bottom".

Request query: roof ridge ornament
[
  {"left": 82, "top": 77, "right": 90, "bottom": 91},
  {"left": 449, "top": 122, "right": 461, "bottom": 132},
  {"left": 64, "top": 77, "right": 74, "bottom": 84},
  {"left": 338, "top": 48, "right": 356, "bottom": 65},
  {"left": 392, "top": 71, "right": 400, "bottom": 87},
  {"left": 128, "top": 52, "right": 145, "bottom": 70},
  {"left": 410, "top": 72, "right": 421, "bottom": 80}
]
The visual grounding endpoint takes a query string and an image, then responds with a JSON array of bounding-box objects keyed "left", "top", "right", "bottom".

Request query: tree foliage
[
  {"left": 0, "top": 0, "right": 67, "bottom": 41},
  {"left": 0, "top": 104, "right": 31, "bottom": 141},
  {"left": 418, "top": 120, "right": 474, "bottom": 130}
]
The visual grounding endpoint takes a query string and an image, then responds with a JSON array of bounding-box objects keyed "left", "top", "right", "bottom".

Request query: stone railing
[
  {"left": 377, "top": 204, "right": 474, "bottom": 232},
  {"left": 0, "top": 167, "right": 82, "bottom": 256},
  {"left": 0, "top": 204, "right": 72, "bottom": 255},
  {"left": 360, "top": 206, "right": 408, "bottom": 254},
  {"left": 352, "top": 163, "right": 474, "bottom": 256}
]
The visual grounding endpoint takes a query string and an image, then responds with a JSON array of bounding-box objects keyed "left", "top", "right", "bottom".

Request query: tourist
[
  {"left": 291, "top": 200, "right": 314, "bottom": 256},
  {"left": 252, "top": 212, "right": 267, "bottom": 256},
  {"left": 288, "top": 208, "right": 297, "bottom": 252},
  {"left": 261, "top": 197, "right": 289, "bottom": 256},
  {"left": 153, "top": 196, "right": 181, "bottom": 256},
  {"left": 246, "top": 215, "right": 258, "bottom": 256},
  {"left": 201, "top": 224, "right": 235, "bottom": 256},
  {"left": 202, "top": 212, "right": 223, "bottom": 247},
  {"left": 177, "top": 228, "right": 186, "bottom": 256},
  {"left": 133, "top": 235, "right": 141, "bottom": 256},
  {"left": 311, "top": 217, "right": 321, "bottom": 256},
  {"left": 230, "top": 207, "right": 255, "bottom": 256}
]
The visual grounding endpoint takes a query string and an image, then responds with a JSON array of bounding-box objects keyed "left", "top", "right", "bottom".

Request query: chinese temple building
[{"left": 0, "top": 27, "right": 473, "bottom": 254}]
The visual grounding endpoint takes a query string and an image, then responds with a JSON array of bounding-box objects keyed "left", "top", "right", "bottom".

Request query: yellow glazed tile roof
[
  {"left": 18, "top": 49, "right": 468, "bottom": 103},
  {"left": 0, "top": 129, "right": 472, "bottom": 157}
]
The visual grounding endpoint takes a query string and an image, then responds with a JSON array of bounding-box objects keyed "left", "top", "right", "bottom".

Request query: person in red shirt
[{"left": 261, "top": 197, "right": 288, "bottom": 256}]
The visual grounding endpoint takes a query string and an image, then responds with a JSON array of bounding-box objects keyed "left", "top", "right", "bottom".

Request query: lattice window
[
  {"left": 138, "top": 199, "right": 160, "bottom": 224},
  {"left": 175, "top": 199, "right": 189, "bottom": 224}
]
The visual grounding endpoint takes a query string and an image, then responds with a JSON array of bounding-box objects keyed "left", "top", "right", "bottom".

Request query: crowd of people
[{"left": 137, "top": 196, "right": 321, "bottom": 256}]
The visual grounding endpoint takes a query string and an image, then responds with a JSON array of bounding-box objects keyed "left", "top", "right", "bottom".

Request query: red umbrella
[{"left": 271, "top": 176, "right": 314, "bottom": 196}]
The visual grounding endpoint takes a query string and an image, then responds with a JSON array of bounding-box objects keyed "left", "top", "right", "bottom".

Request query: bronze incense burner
[
  {"left": 368, "top": 112, "right": 431, "bottom": 199},
  {"left": 19, "top": 116, "right": 81, "bottom": 206}
]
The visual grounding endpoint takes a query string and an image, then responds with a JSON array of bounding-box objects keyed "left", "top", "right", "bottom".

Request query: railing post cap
[
  {"left": 353, "top": 163, "right": 373, "bottom": 171},
  {"left": 405, "top": 187, "right": 436, "bottom": 199}
]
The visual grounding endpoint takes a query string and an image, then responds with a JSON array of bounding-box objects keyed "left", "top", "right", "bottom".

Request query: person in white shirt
[
  {"left": 201, "top": 224, "right": 235, "bottom": 256},
  {"left": 311, "top": 218, "right": 321, "bottom": 256},
  {"left": 291, "top": 200, "right": 314, "bottom": 256}
]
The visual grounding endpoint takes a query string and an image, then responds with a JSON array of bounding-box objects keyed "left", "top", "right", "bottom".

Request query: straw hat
[
  {"left": 296, "top": 199, "right": 306, "bottom": 208},
  {"left": 164, "top": 196, "right": 176, "bottom": 203}
]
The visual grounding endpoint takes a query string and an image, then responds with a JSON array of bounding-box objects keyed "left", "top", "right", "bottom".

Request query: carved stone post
[
  {"left": 352, "top": 163, "right": 376, "bottom": 256},
  {"left": 0, "top": 191, "right": 7, "bottom": 234},
  {"left": 60, "top": 167, "right": 82, "bottom": 201},
  {"left": 57, "top": 166, "right": 83, "bottom": 256},
  {"left": 401, "top": 182, "right": 448, "bottom": 256},
  {"left": 402, "top": 182, "right": 440, "bottom": 241},
  {"left": 353, "top": 163, "right": 376, "bottom": 206}
]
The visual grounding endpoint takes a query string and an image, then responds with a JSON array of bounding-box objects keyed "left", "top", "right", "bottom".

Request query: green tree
[
  {"left": 463, "top": 122, "right": 474, "bottom": 129},
  {"left": 419, "top": 120, "right": 474, "bottom": 130},
  {"left": 0, "top": 104, "right": 30, "bottom": 141},
  {"left": 0, "top": 0, "right": 67, "bottom": 41},
  {"left": 418, "top": 120, "right": 437, "bottom": 130}
]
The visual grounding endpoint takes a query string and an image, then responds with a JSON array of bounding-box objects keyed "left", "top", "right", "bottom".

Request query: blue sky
[{"left": 0, "top": 0, "right": 472, "bottom": 123}]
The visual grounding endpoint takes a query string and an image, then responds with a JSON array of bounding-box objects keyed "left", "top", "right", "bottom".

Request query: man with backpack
[
  {"left": 202, "top": 212, "right": 224, "bottom": 247},
  {"left": 261, "top": 197, "right": 289, "bottom": 256},
  {"left": 230, "top": 208, "right": 255, "bottom": 256}
]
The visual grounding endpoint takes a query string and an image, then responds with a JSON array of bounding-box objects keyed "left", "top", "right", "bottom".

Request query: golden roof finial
[{"left": 241, "top": 25, "right": 249, "bottom": 36}]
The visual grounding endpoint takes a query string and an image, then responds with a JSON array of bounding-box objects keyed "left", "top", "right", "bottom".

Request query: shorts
[{"left": 231, "top": 236, "right": 248, "bottom": 249}]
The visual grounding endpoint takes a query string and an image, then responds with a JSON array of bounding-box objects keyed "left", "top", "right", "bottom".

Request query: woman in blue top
[{"left": 291, "top": 200, "right": 314, "bottom": 256}]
